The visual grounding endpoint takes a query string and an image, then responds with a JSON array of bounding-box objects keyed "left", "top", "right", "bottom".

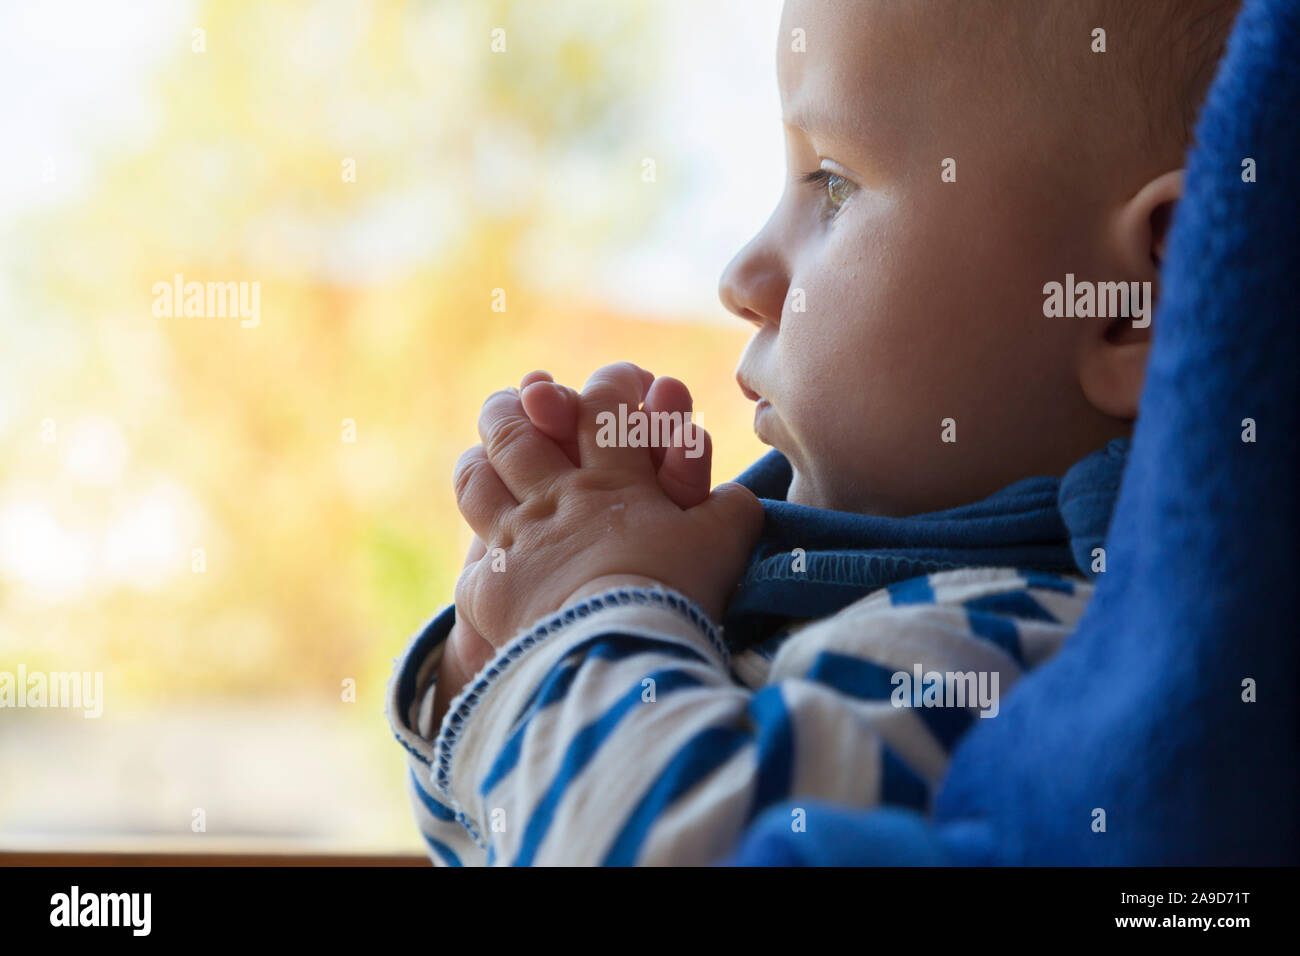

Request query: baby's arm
[{"left": 419, "top": 565, "right": 1089, "bottom": 865}]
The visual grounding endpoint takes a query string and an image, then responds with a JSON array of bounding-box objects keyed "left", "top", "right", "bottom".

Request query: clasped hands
[{"left": 431, "top": 362, "right": 763, "bottom": 729}]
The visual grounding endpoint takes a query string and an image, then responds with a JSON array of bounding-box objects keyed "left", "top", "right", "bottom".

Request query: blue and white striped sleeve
[
  {"left": 389, "top": 567, "right": 1092, "bottom": 866},
  {"left": 385, "top": 604, "right": 480, "bottom": 867}
]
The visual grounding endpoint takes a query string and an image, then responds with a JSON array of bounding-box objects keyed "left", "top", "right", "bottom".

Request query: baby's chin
[
  {"left": 780, "top": 436, "right": 861, "bottom": 512},
  {"left": 785, "top": 468, "right": 823, "bottom": 509},
  {"left": 787, "top": 462, "right": 871, "bottom": 515}
]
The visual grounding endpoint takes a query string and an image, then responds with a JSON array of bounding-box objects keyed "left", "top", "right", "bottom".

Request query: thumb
[{"left": 700, "top": 481, "right": 765, "bottom": 553}]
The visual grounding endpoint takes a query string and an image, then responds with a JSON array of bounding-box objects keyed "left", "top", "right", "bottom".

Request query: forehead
[{"left": 776, "top": 0, "right": 921, "bottom": 144}]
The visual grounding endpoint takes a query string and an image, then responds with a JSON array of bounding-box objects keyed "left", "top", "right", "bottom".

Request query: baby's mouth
[{"left": 736, "top": 373, "right": 776, "bottom": 444}]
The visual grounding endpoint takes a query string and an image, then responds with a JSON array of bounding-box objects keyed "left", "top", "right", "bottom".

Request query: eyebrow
[
  {"left": 780, "top": 104, "right": 873, "bottom": 158},
  {"left": 782, "top": 105, "right": 830, "bottom": 136},
  {"left": 781, "top": 101, "right": 878, "bottom": 178},
  {"left": 782, "top": 98, "right": 870, "bottom": 148}
]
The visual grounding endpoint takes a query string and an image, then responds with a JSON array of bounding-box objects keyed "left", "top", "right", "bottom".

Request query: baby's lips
[{"left": 735, "top": 372, "right": 761, "bottom": 402}]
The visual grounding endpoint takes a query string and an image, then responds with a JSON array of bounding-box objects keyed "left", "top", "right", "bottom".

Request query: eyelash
[{"left": 800, "top": 168, "right": 857, "bottom": 219}]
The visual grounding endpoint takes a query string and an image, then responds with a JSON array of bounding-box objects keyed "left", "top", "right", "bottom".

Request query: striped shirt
[{"left": 386, "top": 565, "right": 1091, "bottom": 865}]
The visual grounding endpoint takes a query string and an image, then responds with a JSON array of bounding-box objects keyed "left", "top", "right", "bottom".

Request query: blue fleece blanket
[
  {"left": 724, "top": 0, "right": 1299, "bottom": 865},
  {"left": 724, "top": 440, "right": 1127, "bottom": 655}
]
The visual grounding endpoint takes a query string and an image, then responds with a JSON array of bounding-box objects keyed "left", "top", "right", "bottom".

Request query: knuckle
[
  {"left": 482, "top": 414, "right": 532, "bottom": 460},
  {"left": 478, "top": 388, "right": 519, "bottom": 419},
  {"left": 572, "top": 467, "right": 626, "bottom": 495},
  {"left": 464, "top": 537, "right": 487, "bottom": 566},
  {"left": 453, "top": 566, "right": 478, "bottom": 612},
  {"left": 477, "top": 388, "right": 519, "bottom": 426},
  {"left": 518, "top": 488, "right": 560, "bottom": 522},
  {"left": 604, "top": 360, "right": 641, "bottom": 380},
  {"left": 584, "top": 363, "right": 638, "bottom": 401},
  {"left": 581, "top": 381, "right": 622, "bottom": 409},
  {"left": 453, "top": 449, "right": 487, "bottom": 503}
]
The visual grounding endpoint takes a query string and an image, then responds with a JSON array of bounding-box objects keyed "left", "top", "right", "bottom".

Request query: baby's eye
[{"left": 800, "top": 167, "right": 858, "bottom": 218}]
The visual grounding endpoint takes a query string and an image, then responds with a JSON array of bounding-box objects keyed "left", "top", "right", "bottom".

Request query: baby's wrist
[
  {"left": 562, "top": 574, "right": 669, "bottom": 609},
  {"left": 561, "top": 574, "right": 724, "bottom": 624},
  {"left": 430, "top": 619, "right": 482, "bottom": 731}
]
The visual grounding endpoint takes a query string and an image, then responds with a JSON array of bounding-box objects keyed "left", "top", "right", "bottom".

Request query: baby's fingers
[
  {"left": 478, "top": 388, "right": 573, "bottom": 498},
  {"left": 644, "top": 376, "right": 711, "bottom": 509},
  {"left": 658, "top": 419, "right": 712, "bottom": 509},
  {"left": 453, "top": 445, "right": 514, "bottom": 539},
  {"left": 520, "top": 375, "right": 581, "bottom": 466},
  {"left": 577, "top": 362, "right": 657, "bottom": 474},
  {"left": 519, "top": 369, "right": 554, "bottom": 390}
]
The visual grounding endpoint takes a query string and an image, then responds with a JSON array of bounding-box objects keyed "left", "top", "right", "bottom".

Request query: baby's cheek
[{"left": 783, "top": 344, "right": 867, "bottom": 456}]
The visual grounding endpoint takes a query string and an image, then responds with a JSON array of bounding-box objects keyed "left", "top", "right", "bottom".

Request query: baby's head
[{"left": 722, "top": 0, "right": 1238, "bottom": 515}]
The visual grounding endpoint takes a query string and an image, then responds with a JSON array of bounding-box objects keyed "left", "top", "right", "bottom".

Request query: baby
[{"left": 387, "top": 0, "right": 1239, "bottom": 865}]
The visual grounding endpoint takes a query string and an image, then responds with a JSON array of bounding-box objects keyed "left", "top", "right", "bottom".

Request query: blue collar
[{"left": 721, "top": 438, "right": 1130, "bottom": 652}]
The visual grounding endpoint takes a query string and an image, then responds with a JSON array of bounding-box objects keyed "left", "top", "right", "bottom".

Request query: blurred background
[{"left": 0, "top": 0, "right": 781, "bottom": 853}]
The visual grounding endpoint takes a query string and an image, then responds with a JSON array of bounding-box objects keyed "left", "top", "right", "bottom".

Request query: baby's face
[{"left": 722, "top": 0, "right": 1131, "bottom": 515}]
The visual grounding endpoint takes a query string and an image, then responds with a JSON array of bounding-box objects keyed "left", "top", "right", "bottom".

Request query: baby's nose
[{"left": 718, "top": 240, "right": 788, "bottom": 328}]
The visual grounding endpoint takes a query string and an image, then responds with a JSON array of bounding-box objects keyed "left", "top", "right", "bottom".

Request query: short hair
[
  {"left": 979, "top": 0, "right": 1243, "bottom": 178},
  {"left": 1118, "top": 0, "right": 1242, "bottom": 150}
]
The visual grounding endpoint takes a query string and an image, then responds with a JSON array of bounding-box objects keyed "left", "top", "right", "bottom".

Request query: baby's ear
[
  {"left": 1119, "top": 169, "right": 1183, "bottom": 272},
  {"left": 1078, "top": 169, "right": 1184, "bottom": 420}
]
